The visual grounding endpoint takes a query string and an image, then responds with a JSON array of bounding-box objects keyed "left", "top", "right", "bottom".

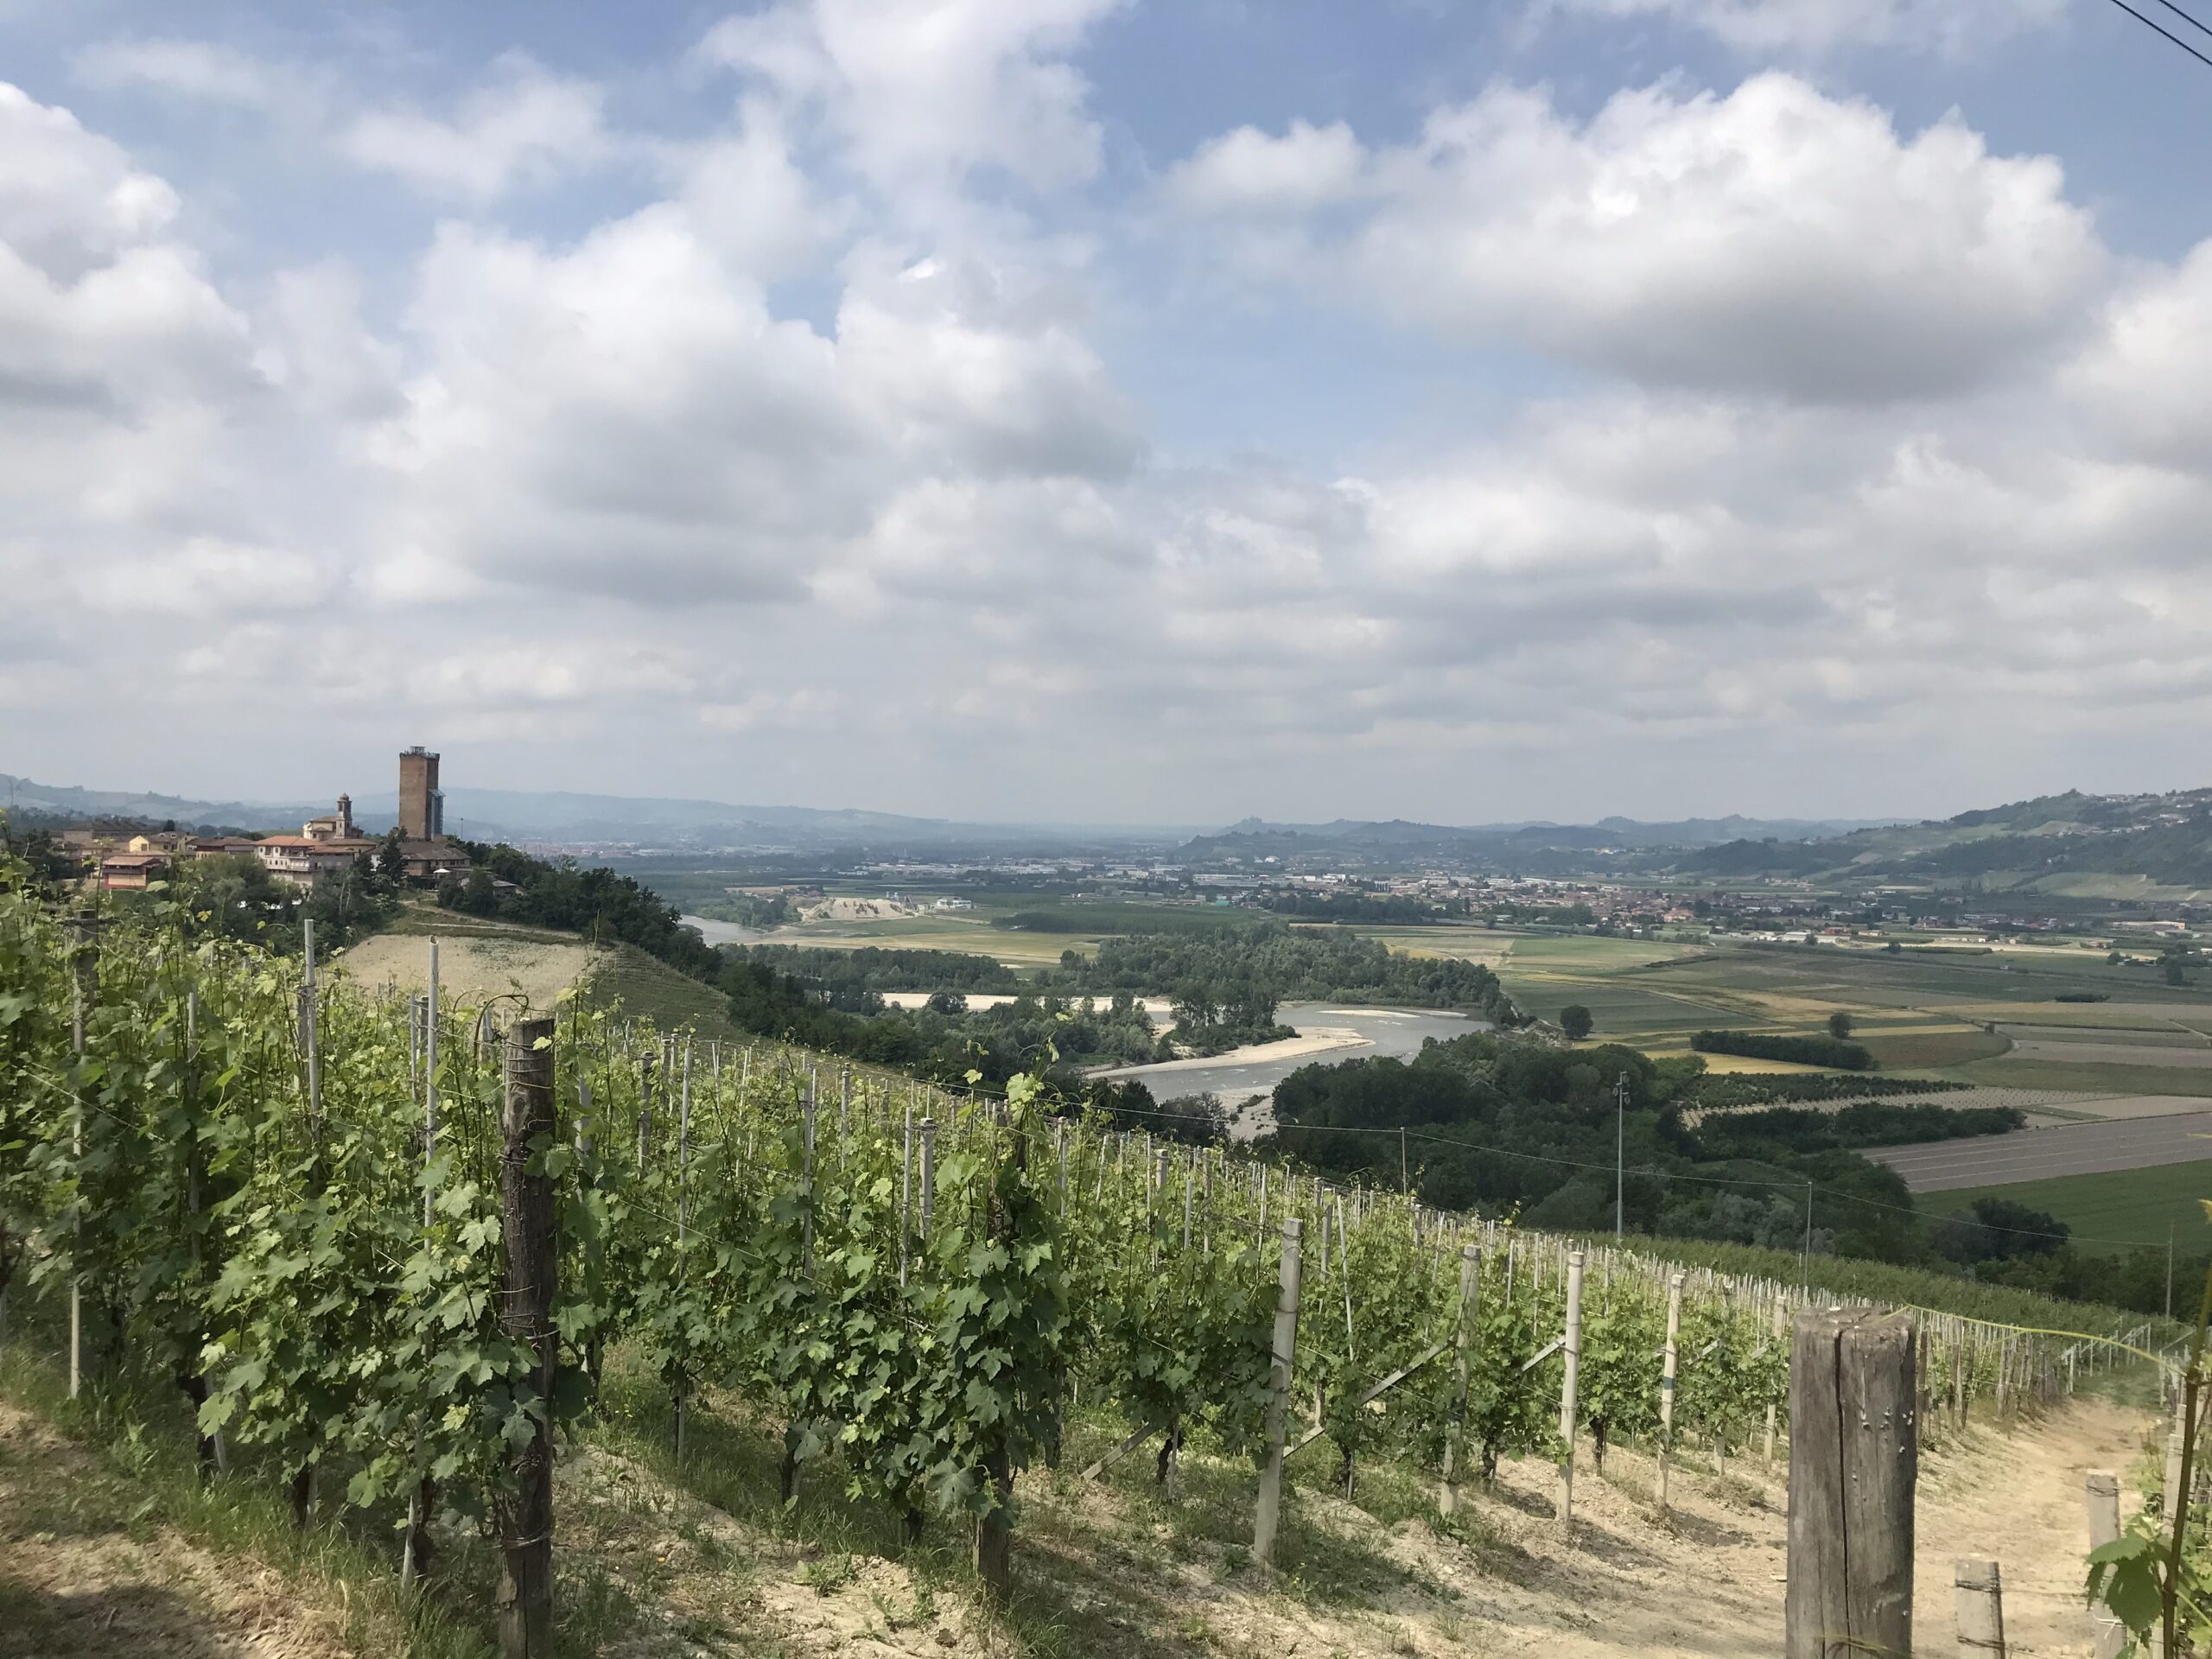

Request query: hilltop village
[{"left": 58, "top": 747, "right": 463, "bottom": 893}]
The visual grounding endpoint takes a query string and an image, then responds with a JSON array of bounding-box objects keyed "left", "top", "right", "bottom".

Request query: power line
[
  {"left": 1270, "top": 1116, "right": 2163, "bottom": 1249},
  {"left": 2151, "top": 0, "right": 2212, "bottom": 42},
  {"left": 2102, "top": 0, "right": 2212, "bottom": 70}
]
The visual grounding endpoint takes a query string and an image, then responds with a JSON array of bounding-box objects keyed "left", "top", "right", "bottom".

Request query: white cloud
[
  {"left": 1160, "top": 120, "right": 1366, "bottom": 214},
  {"left": 1168, "top": 74, "right": 2103, "bottom": 402},
  {"left": 0, "top": 82, "right": 181, "bottom": 279},
  {"left": 2064, "top": 243, "right": 2212, "bottom": 474},
  {"left": 696, "top": 0, "right": 1125, "bottom": 195},
  {"left": 675, "top": 104, "right": 846, "bottom": 281},
  {"left": 1541, "top": 0, "right": 2068, "bottom": 56},
  {"left": 73, "top": 36, "right": 283, "bottom": 109},
  {"left": 76, "top": 536, "right": 339, "bottom": 615},
  {"left": 11, "top": 43, "right": 2212, "bottom": 823},
  {"left": 339, "top": 54, "right": 613, "bottom": 200}
]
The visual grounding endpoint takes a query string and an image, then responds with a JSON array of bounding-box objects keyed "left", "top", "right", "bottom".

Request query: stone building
[{"left": 399, "top": 747, "right": 443, "bottom": 840}]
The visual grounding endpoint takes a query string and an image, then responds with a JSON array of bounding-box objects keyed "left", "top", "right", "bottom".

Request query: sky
[{"left": 3, "top": 0, "right": 2212, "bottom": 827}]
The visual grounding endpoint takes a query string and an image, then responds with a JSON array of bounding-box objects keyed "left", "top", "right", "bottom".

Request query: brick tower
[{"left": 398, "top": 747, "right": 443, "bottom": 839}]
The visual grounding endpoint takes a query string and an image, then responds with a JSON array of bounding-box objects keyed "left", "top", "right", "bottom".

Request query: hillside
[
  {"left": 0, "top": 769, "right": 1185, "bottom": 851},
  {"left": 1676, "top": 786, "right": 2212, "bottom": 894},
  {"left": 1177, "top": 813, "right": 1900, "bottom": 871}
]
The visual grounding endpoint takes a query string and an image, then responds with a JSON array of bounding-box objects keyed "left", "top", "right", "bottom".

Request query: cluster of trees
[
  {"left": 1039, "top": 918, "right": 1522, "bottom": 1025},
  {"left": 721, "top": 952, "right": 1171, "bottom": 1088},
  {"left": 1687, "top": 1102, "right": 2021, "bottom": 1161},
  {"left": 1253, "top": 891, "right": 1470, "bottom": 925},
  {"left": 1684, "top": 1071, "right": 1966, "bottom": 1110},
  {"left": 724, "top": 944, "right": 1019, "bottom": 1002},
  {"left": 1691, "top": 1028, "right": 1875, "bottom": 1070},
  {"left": 1266, "top": 1033, "right": 1950, "bottom": 1265},
  {"left": 163, "top": 849, "right": 400, "bottom": 954},
  {"left": 437, "top": 842, "right": 722, "bottom": 978}
]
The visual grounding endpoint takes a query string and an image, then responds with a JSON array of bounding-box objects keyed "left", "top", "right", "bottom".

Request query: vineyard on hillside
[{"left": 0, "top": 864, "right": 2175, "bottom": 1653}]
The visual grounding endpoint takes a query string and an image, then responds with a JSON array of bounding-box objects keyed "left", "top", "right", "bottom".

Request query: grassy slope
[{"left": 578, "top": 941, "right": 747, "bottom": 1041}]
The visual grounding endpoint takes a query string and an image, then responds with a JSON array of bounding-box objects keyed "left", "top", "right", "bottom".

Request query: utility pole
[
  {"left": 1614, "top": 1071, "right": 1628, "bottom": 1236},
  {"left": 2168, "top": 1224, "right": 2176, "bottom": 1321},
  {"left": 1803, "top": 1180, "right": 1815, "bottom": 1279},
  {"left": 1400, "top": 1125, "right": 1408, "bottom": 1192}
]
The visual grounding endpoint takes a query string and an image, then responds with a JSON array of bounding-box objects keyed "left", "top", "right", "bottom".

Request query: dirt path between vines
[
  {"left": 0, "top": 1384, "right": 2156, "bottom": 1657},
  {"left": 995, "top": 1395, "right": 2157, "bottom": 1659},
  {"left": 1911, "top": 1399, "right": 2151, "bottom": 1656},
  {"left": 0, "top": 1402, "right": 357, "bottom": 1659}
]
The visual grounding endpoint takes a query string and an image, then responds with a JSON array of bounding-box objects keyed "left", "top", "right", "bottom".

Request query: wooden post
[
  {"left": 1954, "top": 1559, "right": 2005, "bottom": 1656},
  {"left": 2164, "top": 1409, "right": 2184, "bottom": 1531},
  {"left": 674, "top": 1042, "right": 692, "bottom": 1461},
  {"left": 2087, "top": 1471, "right": 2124, "bottom": 1659},
  {"left": 1253, "top": 1217, "right": 1304, "bottom": 1566},
  {"left": 300, "top": 918, "right": 321, "bottom": 1127},
  {"left": 1784, "top": 1308, "right": 1917, "bottom": 1659},
  {"left": 1658, "top": 1271, "right": 1683, "bottom": 1512},
  {"left": 900, "top": 1102, "right": 914, "bottom": 1287},
  {"left": 1440, "top": 1243, "right": 1480, "bottom": 1516},
  {"left": 497, "top": 1017, "right": 557, "bottom": 1658},
  {"left": 1558, "top": 1249, "right": 1584, "bottom": 1526},
  {"left": 972, "top": 1112, "right": 1025, "bottom": 1604},
  {"left": 402, "top": 950, "right": 443, "bottom": 1586},
  {"left": 1764, "top": 1299, "right": 1785, "bottom": 1467},
  {"left": 802, "top": 1074, "right": 817, "bottom": 1269},
  {"left": 918, "top": 1118, "right": 937, "bottom": 1236},
  {"left": 66, "top": 914, "right": 95, "bottom": 1399}
]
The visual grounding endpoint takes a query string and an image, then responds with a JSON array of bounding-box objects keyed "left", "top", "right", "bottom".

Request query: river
[
  {"left": 1090, "top": 1001, "right": 1487, "bottom": 1135},
  {"left": 683, "top": 914, "right": 765, "bottom": 945}
]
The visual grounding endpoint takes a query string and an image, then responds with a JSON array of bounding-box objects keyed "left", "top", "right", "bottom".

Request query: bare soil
[
  {"left": 331, "top": 929, "right": 607, "bottom": 1010},
  {"left": 0, "top": 1381, "right": 2152, "bottom": 1657},
  {"left": 0, "top": 1402, "right": 356, "bottom": 1659}
]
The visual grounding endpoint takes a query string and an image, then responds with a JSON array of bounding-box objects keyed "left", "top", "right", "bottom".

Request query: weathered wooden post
[
  {"left": 498, "top": 1016, "right": 557, "bottom": 1658},
  {"left": 1954, "top": 1559, "right": 2005, "bottom": 1656},
  {"left": 900, "top": 1101, "right": 915, "bottom": 1287},
  {"left": 1765, "top": 1298, "right": 1786, "bottom": 1466},
  {"left": 1658, "top": 1271, "right": 1684, "bottom": 1512},
  {"left": 1558, "top": 1249, "right": 1585, "bottom": 1526},
  {"left": 918, "top": 1117, "right": 937, "bottom": 1236},
  {"left": 801, "top": 1073, "right": 817, "bottom": 1269},
  {"left": 1785, "top": 1308, "right": 1917, "bottom": 1659},
  {"left": 66, "top": 913, "right": 91, "bottom": 1400},
  {"left": 1440, "top": 1243, "right": 1481, "bottom": 1517},
  {"left": 1253, "top": 1217, "right": 1305, "bottom": 1565},
  {"left": 2086, "top": 1471, "right": 2124, "bottom": 1659},
  {"left": 673, "top": 1041, "right": 693, "bottom": 1460},
  {"left": 401, "top": 944, "right": 443, "bottom": 1586},
  {"left": 972, "top": 1110, "right": 1026, "bottom": 1604},
  {"left": 2164, "top": 1404, "right": 2185, "bottom": 1526}
]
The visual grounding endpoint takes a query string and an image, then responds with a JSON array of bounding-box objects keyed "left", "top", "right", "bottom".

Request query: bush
[{"left": 1691, "top": 1029, "right": 1874, "bottom": 1070}]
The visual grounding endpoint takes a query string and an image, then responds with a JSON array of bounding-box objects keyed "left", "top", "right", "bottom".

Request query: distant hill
[
  {"left": 0, "top": 773, "right": 319, "bottom": 833},
  {"left": 1674, "top": 788, "right": 2212, "bottom": 894},
  {"left": 1179, "top": 813, "right": 1902, "bottom": 871},
  {"left": 0, "top": 772, "right": 1182, "bottom": 852}
]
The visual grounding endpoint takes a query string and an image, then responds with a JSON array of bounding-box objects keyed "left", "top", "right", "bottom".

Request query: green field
[
  {"left": 1936, "top": 1160, "right": 2212, "bottom": 1257},
  {"left": 1947, "top": 1058, "right": 2212, "bottom": 1098}
]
